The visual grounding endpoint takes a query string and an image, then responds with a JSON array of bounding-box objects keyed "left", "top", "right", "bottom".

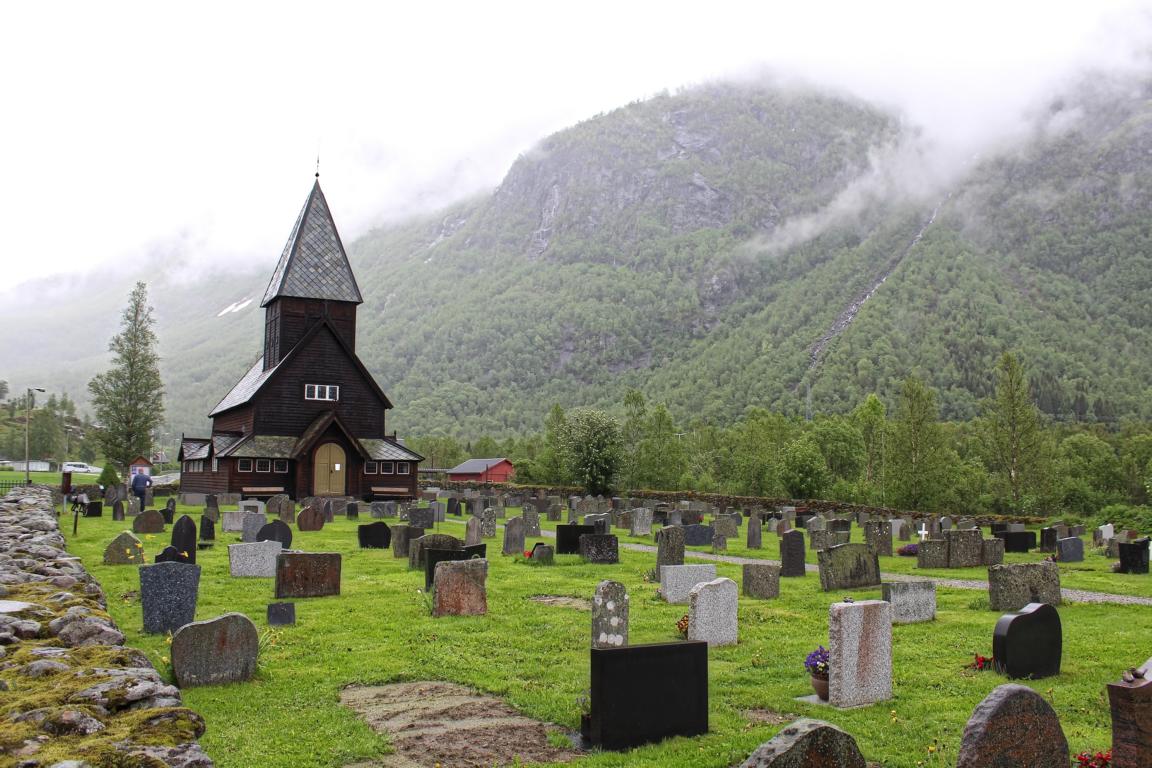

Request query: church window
[{"left": 305, "top": 384, "right": 340, "bottom": 401}]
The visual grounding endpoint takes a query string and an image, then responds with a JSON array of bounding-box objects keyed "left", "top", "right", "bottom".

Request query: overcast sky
[{"left": 3, "top": 0, "right": 1149, "bottom": 291}]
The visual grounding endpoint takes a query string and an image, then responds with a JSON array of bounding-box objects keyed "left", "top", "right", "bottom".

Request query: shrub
[{"left": 98, "top": 465, "right": 121, "bottom": 488}]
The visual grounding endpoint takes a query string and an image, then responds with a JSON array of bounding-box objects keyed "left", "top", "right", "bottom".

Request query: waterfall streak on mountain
[{"left": 799, "top": 197, "right": 947, "bottom": 386}]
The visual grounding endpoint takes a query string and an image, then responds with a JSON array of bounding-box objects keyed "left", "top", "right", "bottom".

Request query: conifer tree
[
  {"left": 888, "top": 376, "right": 946, "bottom": 510},
  {"left": 983, "top": 352, "right": 1043, "bottom": 512},
  {"left": 87, "top": 282, "right": 164, "bottom": 472}
]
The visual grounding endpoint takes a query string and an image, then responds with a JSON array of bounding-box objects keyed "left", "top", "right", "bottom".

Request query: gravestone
[
  {"left": 267, "top": 602, "right": 296, "bottom": 627},
  {"left": 580, "top": 534, "right": 619, "bottom": 564},
  {"left": 328, "top": 499, "right": 347, "bottom": 520},
  {"left": 817, "top": 543, "right": 880, "bottom": 591},
  {"left": 530, "top": 542, "right": 554, "bottom": 564},
  {"left": 946, "top": 528, "right": 984, "bottom": 568},
  {"left": 829, "top": 600, "right": 892, "bottom": 708},
  {"left": 296, "top": 505, "right": 324, "bottom": 531},
  {"left": 132, "top": 509, "right": 166, "bottom": 534},
  {"left": 345, "top": 501, "right": 359, "bottom": 520},
  {"left": 682, "top": 524, "right": 714, "bottom": 547},
  {"left": 221, "top": 511, "right": 245, "bottom": 533},
  {"left": 916, "top": 539, "right": 949, "bottom": 569},
  {"left": 140, "top": 561, "right": 201, "bottom": 634},
  {"left": 588, "top": 641, "right": 708, "bottom": 751},
  {"left": 592, "top": 580, "right": 629, "bottom": 649},
  {"left": 711, "top": 534, "right": 727, "bottom": 552},
  {"left": 240, "top": 499, "right": 266, "bottom": 516},
  {"left": 746, "top": 513, "right": 762, "bottom": 550},
  {"left": 113, "top": 500, "right": 125, "bottom": 521},
  {"left": 241, "top": 513, "right": 268, "bottom": 543},
  {"left": 585, "top": 512, "right": 611, "bottom": 533},
  {"left": 1107, "top": 657, "right": 1152, "bottom": 767},
  {"left": 713, "top": 516, "right": 738, "bottom": 540},
  {"left": 409, "top": 533, "right": 462, "bottom": 570},
  {"left": 205, "top": 494, "right": 219, "bottom": 514},
  {"left": 103, "top": 531, "right": 146, "bottom": 565},
  {"left": 556, "top": 524, "right": 596, "bottom": 555},
  {"left": 1097, "top": 523, "right": 1115, "bottom": 543},
  {"left": 479, "top": 508, "right": 497, "bottom": 538},
  {"left": 864, "top": 520, "right": 892, "bottom": 557},
  {"left": 809, "top": 529, "right": 832, "bottom": 551},
  {"left": 988, "top": 562, "right": 1061, "bottom": 611},
  {"left": 955, "top": 684, "right": 1069, "bottom": 768},
  {"left": 881, "top": 580, "right": 936, "bottom": 624},
  {"left": 1119, "top": 539, "right": 1150, "bottom": 574},
  {"left": 660, "top": 564, "right": 717, "bottom": 604},
  {"left": 742, "top": 563, "right": 780, "bottom": 599},
  {"left": 666, "top": 508, "right": 682, "bottom": 526},
  {"left": 369, "top": 502, "right": 387, "bottom": 519},
  {"left": 357, "top": 522, "right": 392, "bottom": 549},
  {"left": 993, "top": 602, "right": 1061, "bottom": 679},
  {"left": 656, "top": 525, "right": 685, "bottom": 568},
  {"left": 630, "top": 508, "right": 652, "bottom": 537},
  {"left": 737, "top": 719, "right": 865, "bottom": 768},
  {"left": 171, "top": 613, "right": 259, "bottom": 687},
  {"left": 464, "top": 517, "right": 482, "bottom": 546},
  {"left": 995, "top": 530, "right": 1036, "bottom": 553},
  {"left": 828, "top": 518, "right": 852, "bottom": 534},
  {"left": 169, "top": 515, "right": 197, "bottom": 564},
  {"left": 502, "top": 516, "right": 526, "bottom": 555},
  {"left": 982, "top": 538, "right": 1004, "bottom": 566},
  {"left": 228, "top": 540, "right": 284, "bottom": 578},
  {"left": 267, "top": 495, "right": 293, "bottom": 524},
  {"left": 432, "top": 558, "right": 487, "bottom": 617},
  {"left": 197, "top": 515, "right": 216, "bottom": 547},
  {"left": 780, "top": 530, "right": 806, "bottom": 577},
  {"left": 687, "top": 577, "right": 738, "bottom": 647},
  {"left": 154, "top": 545, "right": 189, "bottom": 564},
  {"left": 408, "top": 507, "right": 434, "bottom": 530},
  {"left": 391, "top": 525, "right": 423, "bottom": 558},
  {"left": 613, "top": 510, "right": 631, "bottom": 531},
  {"left": 424, "top": 548, "right": 472, "bottom": 591},
  {"left": 127, "top": 497, "right": 141, "bottom": 517},
  {"left": 275, "top": 552, "right": 341, "bottom": 598},
  {"left": 256, "top": 520, "right": 293, "bottom": 549},
  {"left": 523, "top": 508, "right": 542, "bottom": 537},
  {"left": 162, "top": 498, "right": 176, "bottom": 524},
  {"left": 1039, "top": 526, "right": 1058, "bottom": 553},
  {"left": 1056, "top": 536, "right": 1084, "bottom": 563}
]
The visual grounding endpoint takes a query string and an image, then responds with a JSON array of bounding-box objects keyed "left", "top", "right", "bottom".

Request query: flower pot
[{"left": 811, "top": 674, "right": 829, "bottom": 701}]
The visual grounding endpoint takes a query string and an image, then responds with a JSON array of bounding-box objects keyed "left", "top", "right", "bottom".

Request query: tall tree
[
  {"left": 982, "top": 352, "right": 1043, "bottom": 513},
  {"left": 87, "top": 282, "right": 165, "bottom": 472},
  {"left": 559, "top": 408, "right": 622, "bottom": 495},
  {"left": 888, "top": 375, "right": 947, "bottom": 511},
  {"left": 851, "top": 393, "right": 887, "bottom": 491},
  {"left": 536, "top": 404, "right": 571, "bottom": 484}
]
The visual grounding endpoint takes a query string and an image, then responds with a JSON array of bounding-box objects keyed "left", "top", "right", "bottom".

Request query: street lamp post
[{"left": 24, "top": 387, "right": 45, "bottom": 485}]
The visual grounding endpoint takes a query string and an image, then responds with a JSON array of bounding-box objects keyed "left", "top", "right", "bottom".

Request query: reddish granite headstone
[
  {"left": 1108, "top": 658, "right": 1152, "bottom": 768},
  {"left": 432, "top": 558, "right": 487, "bottom": 617},
  {"left": 275, "top": 552, "right": 341, "bottom": 598},
  {"left": 738, "top": 718, "right": 865, "bottom": 768},
  {"left": 956, "top": 684, "right": 1068, "bottom": 768},
  {"left": 171, "top": 612, "right": 259, "bottom": 687},
  {"left": 296, "top": 505, "right": 324, "bottom": 532}
]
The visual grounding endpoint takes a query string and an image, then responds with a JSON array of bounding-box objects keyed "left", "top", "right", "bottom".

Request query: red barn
[
  {"left": 178, "top": 178, "right": 422, "bottom": 500},
  {"left": 446, "top": 458, "right": 515, "bottom": 484}
]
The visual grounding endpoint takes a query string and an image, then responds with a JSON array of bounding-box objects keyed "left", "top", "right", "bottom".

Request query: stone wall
[{"left": 0, "top": 486, "right": 213, "bottom": 766}]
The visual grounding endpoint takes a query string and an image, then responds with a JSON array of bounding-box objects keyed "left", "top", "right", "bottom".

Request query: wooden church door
[{"left": 313, "top": 443, "right": 346, "bottom": 496}]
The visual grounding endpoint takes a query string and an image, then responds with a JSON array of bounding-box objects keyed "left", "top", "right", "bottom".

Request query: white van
[{"left": 63, "top": 462, "right": 101, "bottom": 474}]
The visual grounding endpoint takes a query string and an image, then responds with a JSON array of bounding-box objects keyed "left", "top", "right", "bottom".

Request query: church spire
[{"left": 260, "top": 179, "right": 363, "bottom": 307}]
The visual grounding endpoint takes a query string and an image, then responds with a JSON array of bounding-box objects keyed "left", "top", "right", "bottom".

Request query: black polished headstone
[
  {"left": 990, "top": 522, "right": 1008, "bottom": 535},
  {"left": 556, "top": 524, "right": 596, "bottom": 555},
  {"left": 463, "top": 543, "right": 486, "bottom": 559},
  {"left": 993, "top": 602, "right": 1062, "bottom": 679},
  {"left": 86, "top": 500, "right": 104, "bottom": 518},
  {"left": 357, "top": 521, "right": 392, "bottom": 549},
  {"left": 425, "top": 547, "right": 471, "bottom": 591},
  {"left": 154, "top": 545, "right": 189, "bottom": 564},
  {"left": 267, "top": 602, "right": 296, "bottom": 627},
  {"left": 590, "top": 641, "right": 708, "bottom": 750},
  {"left": 198, "top": 515, "right": 216, "bottom": 542},
  {"left": 1039, "top": 527, "right": 1058, "bottom": 553},
  {"left": 170, "top": 515, "right": 197, "bottom": 564},
  {"left": 682, "top": 524, "right": 714, "bottom": 547},
  {"left": 256, "top": 520, "right": 293, "bottom": 549},
  {"left": 995, "top": 530, "right": 1037, "bottom": 553},
  {"left": 446, "top": 497, "right": 460, "bottom": 516},
  {"left": 160, "top": 506, "right": 175, "bottom": 524},
  {"left": 345, "top": 501, "right": 359, "bottom": 519},
  {"left": 1119, "top": 538, "right": 1150, "bottom": 574}
]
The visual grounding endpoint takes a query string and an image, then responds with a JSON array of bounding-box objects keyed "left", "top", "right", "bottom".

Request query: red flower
[{"left": 524, "top": 550, "right": 533, "bottom": 558}]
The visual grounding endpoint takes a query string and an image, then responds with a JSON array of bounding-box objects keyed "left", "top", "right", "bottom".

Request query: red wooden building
[
  {"left": 446, "top": 458, "right": 516, "bottom": 484},
  {"left": 179, "top": 179, "right": 422, "bottom": 500}
]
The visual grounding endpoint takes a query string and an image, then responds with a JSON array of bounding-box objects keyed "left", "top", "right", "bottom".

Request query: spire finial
[{"left": 315, "top": 153, "right": 320, "bottom": 179}]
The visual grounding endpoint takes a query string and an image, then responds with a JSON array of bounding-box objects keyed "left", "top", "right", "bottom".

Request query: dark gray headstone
[
  {"left": 132, "top": 509, "right": 165, "bottom": 534},
  {"left": 682, "top": 524, "right": 714, "bottom": 547},
  {"left": 1055, "top": 537, "right": 1083, "bottom": 563},
  {"left": 256, "top": 519, "right": 293, "bottom": 549},
  {"left": 1119, "top": 538, "right": 1150, "bottom": 574},
  {"left": 199, "top": 515, "right": 216, "bottom": 543},
  {"left": 580, "top": 534, "right": 619, "bottom": 564},
  {"left": 409, "top": 507, "right": 435, "bottom": 530},
  {"left": 171, "top": 613, "right": 259, "bottom": 687},
  {"left": 993, "top": 603, "right": 1062, "bottom": 680},
  {"left": 267, "top": 602, "right": 296, "bottom": 627},
  {"left": 345, "top": 501, "right": 359, "bottom": 519},
  {"left": 358, "top": 522, "right": 392, "bottom": 549},
  {"left": 780, "top": 530, "right": 806, "bottom": 577},
  {"left": 170, "top": 515, "right": 197, "bottom": 564},
  {"left": 112, "top": 500, "right": 125, "bottom": 521},
  {"left": 140, "top": 561, "right": 201, "bottom": 634},
  {"left": 656, "top": 526, "right": 685, "bottom": 568}
]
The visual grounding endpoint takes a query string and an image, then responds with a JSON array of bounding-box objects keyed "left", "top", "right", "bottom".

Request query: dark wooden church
[{"left": 179, "top": 178, "right": 422, "bottom": 500}]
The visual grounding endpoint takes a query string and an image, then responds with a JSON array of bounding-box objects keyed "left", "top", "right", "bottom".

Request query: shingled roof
[{"left": 261, "top": 179, "right": 363, "bottom": 307}]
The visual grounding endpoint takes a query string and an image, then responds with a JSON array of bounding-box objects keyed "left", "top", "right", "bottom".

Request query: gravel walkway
[{"left": 451, "top": 519, "right": 1152, "bottom": 607}]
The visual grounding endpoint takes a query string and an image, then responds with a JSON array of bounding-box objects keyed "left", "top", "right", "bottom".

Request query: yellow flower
[
  {"left": 124, "top": 549, "right": 131, "bottom": 555},
  {"left": 928, "top": 745, "right": 936, "bottom": 753}
]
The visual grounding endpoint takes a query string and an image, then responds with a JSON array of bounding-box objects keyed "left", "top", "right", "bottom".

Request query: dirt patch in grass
[
  {"left": 341, "top": 681, "right": 581, "bottom": 768},
  {"left": 528, "top": 595, "right": 592, "bottom": 610},
  {"left": 742, "top": 708, "right": 794, "bottom": 725}
]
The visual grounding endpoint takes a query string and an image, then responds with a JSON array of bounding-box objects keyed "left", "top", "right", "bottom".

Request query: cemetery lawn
[{"left": 67, "top": 505, "right": 1152, "bottom": 768}]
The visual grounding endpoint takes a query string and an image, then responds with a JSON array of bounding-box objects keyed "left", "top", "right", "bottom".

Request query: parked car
[{"left": 62, "top": 462, "right": 102, "bottom": 474}]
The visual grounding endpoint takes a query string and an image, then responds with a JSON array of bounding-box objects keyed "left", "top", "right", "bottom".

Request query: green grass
[{"left": 64, "top": 503, "right": 1150, "bottom": 767}]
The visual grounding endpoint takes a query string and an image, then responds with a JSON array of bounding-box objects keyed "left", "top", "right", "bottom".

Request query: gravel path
[{"left": 452, "top": 519, "right": 1152, "bottom": 607}]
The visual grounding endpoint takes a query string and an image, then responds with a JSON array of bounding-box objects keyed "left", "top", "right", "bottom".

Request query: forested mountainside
[{"left": 3, "top": 75, "right": 1150, "bottom": 439}]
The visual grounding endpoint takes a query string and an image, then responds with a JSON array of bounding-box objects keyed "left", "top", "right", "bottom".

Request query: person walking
[{"left": 131, "top": 471, "right": 153, "bottom": 513}]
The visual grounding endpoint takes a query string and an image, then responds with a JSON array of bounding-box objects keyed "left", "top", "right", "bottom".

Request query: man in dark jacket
[{"left": 131, "top": 471, "right": 153, "bottom": 513}]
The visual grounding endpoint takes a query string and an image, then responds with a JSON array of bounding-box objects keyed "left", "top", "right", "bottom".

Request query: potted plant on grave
[{"left": 805, "top": 645, "right": 830, "bottom": 700}]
